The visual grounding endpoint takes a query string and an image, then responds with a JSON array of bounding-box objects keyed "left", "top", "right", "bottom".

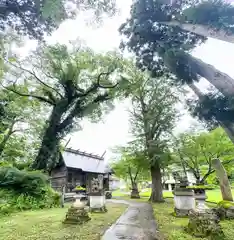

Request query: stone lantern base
[
  {"left": 173, "top": 189, "right": 195, "bottom": 217},
  {"left": 63, "top": 205, "right": 91, "bottom": 224},
  {"left": 187, "top": 209, "right": 224, "bottom": 240},
  {"left": 89, "top": 195, "right": 107, "bottom": 213}
]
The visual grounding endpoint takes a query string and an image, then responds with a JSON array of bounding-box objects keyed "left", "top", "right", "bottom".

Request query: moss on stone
[
  {"left": 187, "top": 209, "right": 225, "bottom": 240},
  {"left": 186, "top": 185, "right": 214, "bottom": 190},
  {"left": 218, "top": 201, "right": 234, "bottom": 209}
]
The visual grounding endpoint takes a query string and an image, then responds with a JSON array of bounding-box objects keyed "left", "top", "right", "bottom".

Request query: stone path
[{"left": 102, "top": 199, "right": 158, "bottom": 240}]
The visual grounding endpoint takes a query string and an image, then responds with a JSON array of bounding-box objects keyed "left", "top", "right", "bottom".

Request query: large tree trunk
[
  {"left": 130, "top": 181, "right": 140, "bottom": 199},
  {"left": 186, "top": 54, "right": 234, "bottom": 97},
  {"left": 32, "top": 107, "right": 63, "bottom": 170},
  {"left": 161, "top": 21, "right": 234, "bottom": 44},
  {"left": 188, "top": 83, "right": 234, "bottom": 144},
  {"left": 212, "top": 158, "right": 233, "bottom": 202},
  {"left": 150, "top": 163, "right": 164, "bottom": 202}
]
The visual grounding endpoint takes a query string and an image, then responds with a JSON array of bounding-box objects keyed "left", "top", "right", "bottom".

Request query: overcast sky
[{"left": 20, "top": 0, "right": 234, "bottom": 161}]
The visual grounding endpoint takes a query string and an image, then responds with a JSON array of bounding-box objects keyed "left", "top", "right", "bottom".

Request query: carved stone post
[
  {"left": 212, "top": 158, "right": 233, "bottom": 202},
  {"left": 88, "top": 174, "right": 107, "bottom": 213}
]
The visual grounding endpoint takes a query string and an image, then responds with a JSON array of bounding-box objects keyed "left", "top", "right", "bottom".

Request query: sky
[{"left": 20, "top": 0, "right": 234, "bottom": 161}]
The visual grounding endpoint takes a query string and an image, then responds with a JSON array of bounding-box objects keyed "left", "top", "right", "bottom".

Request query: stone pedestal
[
  {"left": 89, "top": 195, "right": 107, "bottom": 213},
  {"left": 63, "top": 197, "right": 91, "bottom": 224},
  {"left": 173, "top": 189, "right": 195, "bottom": 217},
  {"left": 187, "top": 209, "right": 224, "bottom": 240},
  {"left": 196, "top": 194, "right": 208, "bottom": 210},
  {"left": 63, "top": 206, "right": 91, "bottom": 224}
]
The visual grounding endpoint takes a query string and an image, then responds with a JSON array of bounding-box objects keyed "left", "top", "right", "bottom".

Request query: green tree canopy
[
  {"left": 119, "top": 0, "right": 234, "bottom": 143},
  {"left": 124, "top": 64, "right": 179, "bottom": 202},
  {"left": 173, "top": 127, "right": 234, "bottom": 184},
  {"left": 3, "top": 43, "right": 127, "bottom": 170},
  {"left": 111, "top": 146, "right": 149, "bottom": 198},
  {"left": 1, "top": 0, "right": 117, "bottom": 40}
]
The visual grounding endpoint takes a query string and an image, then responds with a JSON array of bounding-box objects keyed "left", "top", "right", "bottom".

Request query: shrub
[
  {"left": 0, "top": 167, "right": 60, "bottom": 215},
  {"left": 0, "top": 167, "right": 48, "bottom": 196}
]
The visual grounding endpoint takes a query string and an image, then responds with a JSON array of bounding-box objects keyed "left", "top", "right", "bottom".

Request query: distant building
[
  {"left": 162, "top": 171, "right": 196, "bottom": 191},
  {"left": 109, "top": 175, "right": 126, "bottom": 190}
]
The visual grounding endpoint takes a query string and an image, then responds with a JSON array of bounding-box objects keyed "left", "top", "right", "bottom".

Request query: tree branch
[
  {"left": 128, "top": 166, "right": 134, "bottom": 185},
  {"left": 0, "top": 118, "right": 16, "bottom": 156},
  {"left": 58, "top": 92, "right": 110, "bottom": 132},
  {"left": 1, "top": 84, "right": 55, "bottom": 105},
  {"left": 8, "top": 61, "right": 63, "bottom": 98},
  {"left": 97, "top": 72, "right": 118, "bottom": 89},
  {"left": 160, "top": 21, "right": 234, "bottom": 44},
  {"left": 133, "top": 167, "right": 140, "bottom": 182}
]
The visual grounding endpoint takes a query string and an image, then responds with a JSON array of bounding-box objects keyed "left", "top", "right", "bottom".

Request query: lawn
[
  {"left": 153, "top": 199, "right": 234, "bottom": 240},
  {"left": 0, "top": 202, "right": 127, "bottom": 240},
  {"left": 113, "top": 189, "right": 234, "bottom": 203}
]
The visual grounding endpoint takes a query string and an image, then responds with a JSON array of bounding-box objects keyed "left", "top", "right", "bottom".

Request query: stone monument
[
  {"left": 88, "top": 174, "right": 107, "bottom": 212},
  {"left": 63, "top": 195, "right": 91, "bottom": 224},
  {"left": 173, "top": 173, "right": 195, "bottom": 217}
]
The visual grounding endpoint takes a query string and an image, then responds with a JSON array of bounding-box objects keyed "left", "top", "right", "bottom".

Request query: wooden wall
[{"left": 50, "top": 166, "right": 67, "bottom": 192}]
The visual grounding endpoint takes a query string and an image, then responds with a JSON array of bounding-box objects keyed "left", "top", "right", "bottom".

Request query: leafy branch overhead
[
  {"left": 3, "top": 43, "right": 127, "bottom": 170},
  {"left": 1, "top": 0, "right": 118, "bottom": 40},
  {"left": 120, "top": 0, "right": 234, "bottom": 144}
]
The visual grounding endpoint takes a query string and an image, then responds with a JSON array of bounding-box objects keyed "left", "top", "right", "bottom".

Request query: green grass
[
  {"left": 113, "top": 189, "right": 234, "bottom": 203},
  {"left": 0, "top": 202, "right": 127, "bottom": 240},
  {"left": 153, "top": 199, "right": 234, "bottom": 240}
]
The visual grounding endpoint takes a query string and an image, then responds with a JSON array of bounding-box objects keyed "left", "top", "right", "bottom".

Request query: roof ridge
[{"left": 65, "top": 148, "right": 104, "bottom": 160}]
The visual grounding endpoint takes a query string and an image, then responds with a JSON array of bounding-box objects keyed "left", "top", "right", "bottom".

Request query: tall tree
[
  {"left": 174, "top": 128, "right": 234, "bottom": 185},
  {"left": 119, "top": 0, "right": 234, "bottom": 140},
  {"left": 111, "top": 148, "right": 149, "bottom": 198},
  {"left": 0, "top": 0, "right": 117, "bottom": 39},
  {"left": 126, "top": 66, "right": 179, "bottom": 202},
  {"left": 3, "top": 43, "right": 126, "bottom": 170}
]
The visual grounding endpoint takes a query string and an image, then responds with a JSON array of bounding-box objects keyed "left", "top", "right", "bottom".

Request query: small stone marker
[{"left": 63, "top": 196, "right": 91, "bottom": 224}]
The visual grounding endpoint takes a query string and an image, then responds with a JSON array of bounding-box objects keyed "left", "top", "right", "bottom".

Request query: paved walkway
[{"left": 102, "top": 199, "right": 158, "bottom": 240}]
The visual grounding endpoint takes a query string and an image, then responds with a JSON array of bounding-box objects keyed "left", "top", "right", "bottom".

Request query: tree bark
[
  {"left": 186, "top": 54, "right": 234, "bottom": 97},
  {"left": 160, "top": 21, "right": 234, "bottom": 44},
  {"left": 212, "top": 158, "right": 233, "bottom": 202},
  {"left": 188, "top": 83, "right": 234, "bottom": 144},
  {"left": 150, "top": 163, "right": 164, "bottom": 202},
  {"left": 32, "top": 106, "right": 63, "bottom": 170},
  {"left": 130, "top": 181, "right": 140, "bottom": 199}
]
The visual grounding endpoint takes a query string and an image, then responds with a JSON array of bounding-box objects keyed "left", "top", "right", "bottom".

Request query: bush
[
  {"left": 0, "top": 167, "right": 48, "bottom": 196},
  {"left": 0, "top": 167, "right": 60, "bottom": 215}
]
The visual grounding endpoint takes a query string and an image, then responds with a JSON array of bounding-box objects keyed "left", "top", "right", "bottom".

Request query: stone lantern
[
  {"left": 172, "top": 172, "right": 195, "bottom": 217},
  {"left": 63, "top": 195, "right": 91, "bottom": 224}
]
